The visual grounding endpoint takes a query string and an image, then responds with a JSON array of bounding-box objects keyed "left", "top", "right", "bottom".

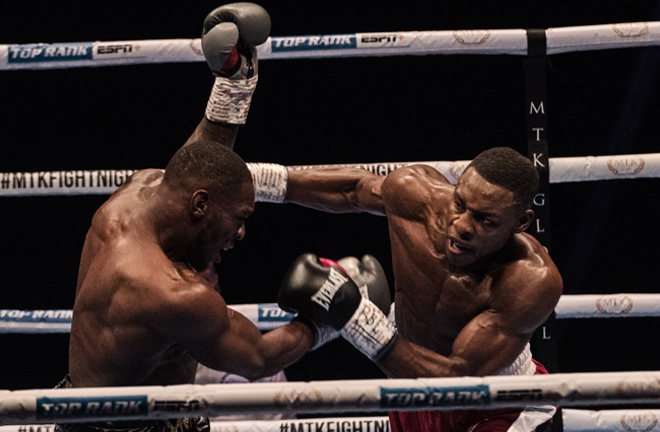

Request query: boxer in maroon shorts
[{"left": 277, "top": 147, "right": 563, "bottom": 432}]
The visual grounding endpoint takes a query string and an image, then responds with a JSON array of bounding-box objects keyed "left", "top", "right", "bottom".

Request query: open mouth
[{"left": 448, "top": 237, "right": 471, "bottom": 254}]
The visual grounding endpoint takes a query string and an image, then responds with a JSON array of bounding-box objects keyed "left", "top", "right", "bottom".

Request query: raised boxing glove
[
  {"left": 278, "top": 254, "right": 397, "bottom": 360},
  {"left": 201, "top": 2, "right": 270, "bottom": 78},
  {"left": 202, "top": 3, "right": 270, "bottom": 124}
]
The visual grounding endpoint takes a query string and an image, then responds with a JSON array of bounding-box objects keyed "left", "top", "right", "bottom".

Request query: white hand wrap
[
  {"left": 205, "top": 75, "right": 258, "bottom": 124},
  {"left": 246, "top": 163, "right": 288, "bottom": 203},
  {"left": 310, "top": 322, "right": 340, "bottom": 351},
  {"left": 294, "top": 316, "right": 339, "bottom": 351},
  {"left": 340, "top": 297, "right": 397, "bottom": 361}
]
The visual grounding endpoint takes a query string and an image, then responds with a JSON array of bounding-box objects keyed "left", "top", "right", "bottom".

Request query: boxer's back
[{"left": 69, "top": 169, "right": 199, "bottom": 387}]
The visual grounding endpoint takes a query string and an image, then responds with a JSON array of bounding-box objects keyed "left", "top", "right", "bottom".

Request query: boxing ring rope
[
  {"left": 2, "top": 372, "right": 660, "bottom": 425},
  {"left": 0, "top": 153, "right": 656, "bottom": 197},
  {"left": 0, "top": 411, "right": 658, "bottom": 432},
  {"left": 2, "top": 293, "right": 659, "bottom": 334},
  {"left": 0, "top": 304, "right": 290, "bottom": 334},
  {"left": 1, "top": 22, "right": 660, "bottom": 71}
]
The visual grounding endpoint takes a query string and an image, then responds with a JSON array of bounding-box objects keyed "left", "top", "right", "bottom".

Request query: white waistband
[{"left": 498, "top": 343, "right": 536, "bottom": 376}]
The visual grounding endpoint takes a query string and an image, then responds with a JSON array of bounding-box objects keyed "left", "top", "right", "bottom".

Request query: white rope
[
  {"left": 556, "top": 294, "right": 660, "bottom": 319},
  {"left": 1, "top": 22, "right": 660, "bottom": 70},
  {"left": 0, "top": 410, "right": 658, "bottom": 432},
  {"left": 3, "top": 294, "right": 660, "bottom": 334},
  {"left": 562, "top": 409, "right": 660, "bottom": 432},
  {"left": 2, "top": 372, "right": 660, "bottom": 425},
  {"left": 0, "top": 153, "right": 657, "bottom": 197}
]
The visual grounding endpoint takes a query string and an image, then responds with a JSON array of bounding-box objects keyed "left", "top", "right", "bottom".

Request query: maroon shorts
[{"left": 389, "top": 360, "right": 550, "bottom": 432}]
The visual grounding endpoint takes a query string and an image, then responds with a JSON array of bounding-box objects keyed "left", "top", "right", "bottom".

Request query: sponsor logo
[
  {"left": 607, "top": 156, "right": 645, "bottom": 176},
  {"left": 616, "top": 376, "right": 660, "bottom": 399},
  {"left": 0, "top": 170, "right": 135, "bottom": 190},
  {"left": 533, "top": 193, "right": 546, "bottom": 207},
  {"left": 359, "top": 164, "right": 404, "bottom": 176},
  {"left": 595, "top": 295, "right": 633, "bottom": 315},
  {"left": 153, "top": 400, "right": 201, "bottom": 413},
  {"left": 620, "top": 411, "right": 658, "bottom": 432},
  {"left": 273, "top": 387, "right": 323, "bottom": 409},
  {"left": 96, "top": 44, "right": 140, "bottom": 55},
  {"left": 310, "top": 268, "right": 349, "bottom": 311},
  {"left": 495, "top": 389, "right": 543, "bottom": 402},
  {"left": 18, "top": 427, "right": 56, "bottom": 432},
  {"left": 357, "top": 33, "right": 410, "bottom": 49},
  {"left": 259, "top": 304, "right": 295, "bottom": 322},
  {"left": 361, "top": 34, "right": 399, "bottom": 44},
  {"left": 8, "top": 43, "right": 93, "bottom": 63},
  {"left": 453, "top": 30, "right": 491, "bottom": 45},
  {"left": 271, "top": 35, "right": 357, "bottom": 52},
  {"left": 36, "top": 395, "right": 147, "bottom": 420},
  {"left": 0, "top": 309, "right": 72, "bottom": 322},
  {"left": 278, "top": 419, "right": 390, "bottom": 432},
  {"left": 612, "top": 22, "right": 649, "bottom": 38},
  {"left": 380, "top": 385, "right": 489, "bottom": 408},
  {"left": 287, "top": 163, "right": 403, "bottom": 176}
]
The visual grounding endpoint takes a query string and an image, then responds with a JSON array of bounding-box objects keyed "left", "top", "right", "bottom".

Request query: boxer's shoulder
[{"left": 382, "top": 164, "right": 454, "bottom": 220}]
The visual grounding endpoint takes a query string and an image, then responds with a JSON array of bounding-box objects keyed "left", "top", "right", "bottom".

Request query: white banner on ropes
[
  {"left": 2, "top": 22, "right": 660, "bottom": 70},
  {"left": 1, "top": 410, "right": 659, "bottom": 432},
  {"left": 1, "top": 372, "right": 660, "bottom": 425},
  {"left": 0, "top": 153, "right": 658, "bottom": 197}
]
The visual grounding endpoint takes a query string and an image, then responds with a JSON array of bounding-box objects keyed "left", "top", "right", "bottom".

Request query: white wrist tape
[
  {"left": 246, "top": 163, "right": 288, "bottom": 203},
  {"left": 340, "top": 297, "right": 397, "bottom": 361},
  {"left": 205, "top": 75, "right": 258, "bottom": 124},
  {"left": 311, "top": 322, "right": 340, "bottom": 351}
]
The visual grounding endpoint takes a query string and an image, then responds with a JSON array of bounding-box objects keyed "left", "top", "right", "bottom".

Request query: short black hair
[
  {"left": 465, "top": 147, "right": 539, "bottom": 209},
  {"left": 163, "top": 140, "right": 251, "bottom": 199}
]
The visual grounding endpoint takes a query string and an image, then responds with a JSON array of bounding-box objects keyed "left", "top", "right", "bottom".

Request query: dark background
[{"left": 1, "top": 1, "right": 660, "bottom": 391}]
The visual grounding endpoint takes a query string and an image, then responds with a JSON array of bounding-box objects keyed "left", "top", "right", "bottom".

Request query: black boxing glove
[
  {"left": 337, "top": 255, "right": 391, "bottom": 315},
  {"left": 278, "top": 254, "right": 397, "bottom": 360}
]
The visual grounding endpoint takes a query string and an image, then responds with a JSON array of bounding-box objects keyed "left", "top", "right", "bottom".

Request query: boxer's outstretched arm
[
  {"left": 197, "top": 307, "right": 315, "bottom": 380},
  {"left": 282, "top": 164, "right": 453, "bottom": 216},
  {"left": 285, "top": 167, "right": 387, "bottom": 215},
  {"left": 169, "top": 280, "right": 314, "bottom": 380}
]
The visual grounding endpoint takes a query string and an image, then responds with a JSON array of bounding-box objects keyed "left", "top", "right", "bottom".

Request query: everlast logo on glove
[{"left": 311, "top": 268, "right": 349, "bottom": 311}]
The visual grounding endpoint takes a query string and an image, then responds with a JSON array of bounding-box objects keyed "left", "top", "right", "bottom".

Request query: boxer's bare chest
[{"left": 390, "top": 223, "right": 495, "bottom": 355}]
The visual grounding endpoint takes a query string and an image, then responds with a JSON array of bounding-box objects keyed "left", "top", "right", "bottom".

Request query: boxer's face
[
  {"left": 192, "top": 179, "right": 255, "bottom": 268},
  {"left": 445, "top": 168, "right": 532, "bottom": 268}
]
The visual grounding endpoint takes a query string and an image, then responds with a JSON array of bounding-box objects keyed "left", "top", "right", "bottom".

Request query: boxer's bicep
[{"left": 178, "top": 296, "right": 310, "bottom": 380}]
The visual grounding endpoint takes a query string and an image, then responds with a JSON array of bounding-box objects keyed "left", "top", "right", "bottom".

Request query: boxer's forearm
[
  {"left": 285, "top": 167, "right": 386, "bottom": 215},
  {"left": 183, "top": 118, "right": 240, "bottom": 150},
  {"left": 250, "top": 319, "right": 315, "bottom": 379}
]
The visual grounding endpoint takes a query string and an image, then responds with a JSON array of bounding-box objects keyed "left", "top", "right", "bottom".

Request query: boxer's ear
[{"left": 191, "top": 190, "right": 210, "bottom": 216}]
